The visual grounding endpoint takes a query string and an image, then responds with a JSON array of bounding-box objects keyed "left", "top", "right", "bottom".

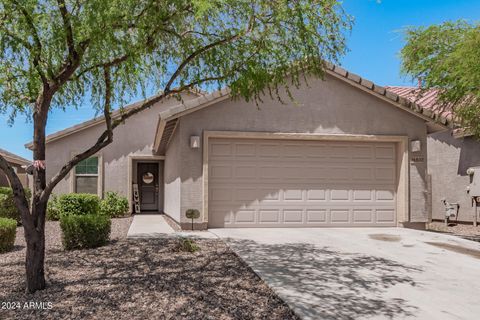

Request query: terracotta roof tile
[{"left": 385, "top": 86, "right": 454, "bottom": 123}]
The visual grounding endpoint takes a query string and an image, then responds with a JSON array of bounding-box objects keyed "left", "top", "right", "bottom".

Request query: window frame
[{"left": 70, "top": 152, "right": 103, "bottom": 198}]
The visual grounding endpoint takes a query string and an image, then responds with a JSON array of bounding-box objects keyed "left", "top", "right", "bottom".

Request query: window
[{"left": 75, "top": 157, "right": 99, "bottom": 194}]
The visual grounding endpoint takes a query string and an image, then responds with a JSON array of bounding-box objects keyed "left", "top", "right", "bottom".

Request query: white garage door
[{"left": 208, "top": 138, "right": 397, "bottom": 228}]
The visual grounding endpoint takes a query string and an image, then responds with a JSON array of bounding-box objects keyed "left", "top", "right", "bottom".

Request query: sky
[{"left": 1, "top": 0, "right": 479, "bottom": 160}]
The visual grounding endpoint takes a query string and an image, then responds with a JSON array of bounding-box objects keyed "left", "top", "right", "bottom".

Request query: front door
[{"left": 138, "top": 162, "right": 159, "bottom": 212}]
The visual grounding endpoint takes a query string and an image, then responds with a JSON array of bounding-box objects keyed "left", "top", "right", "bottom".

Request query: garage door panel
[
  {"left": 210, "top": 142, "right": 232, "bottom": 157},
  {"left": 284, "top": 210, "right": 303, "bottom": 223},
  {"left": 284, "top": 189, "right": 303, "bottom": 201},
  {"left": 259, "top": 209, "right": 281, "bottom": 223},
  {"left": 234, "top": 210, "right": 256, "bottom": 223},
  {"left": 235, "top": 143, "right": 256, "bottom": 156},
  {"left": 376, "top": 189, "right": 395, "bottom": 201},
  {"left": 306, "top": 209, "right": 328, "bottom": 223},
  {"left": 330, "top": 209, "right": 350, "bottom": 223},
  {"left": 210, "top": 188, "right": 232, "bottom": 201},
  {"left": 208, "top": 138, "right": 397, "bottom": 228},
  {"left": 376, "top": 209, "right": 396, "bottom": 223},
  {"left": 330, "top": 189, "right": 350, "bottom": 201},
  {"left": 353, "top": 209, "right": 374, "bottom": 223},
  {"left": 306, "top": 189, "right": 327, "bottom": 201}
]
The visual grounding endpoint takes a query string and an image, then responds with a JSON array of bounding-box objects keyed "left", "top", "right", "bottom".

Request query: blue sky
[{"left": 1, "top": 0, "right": 479, "bottom": 160}]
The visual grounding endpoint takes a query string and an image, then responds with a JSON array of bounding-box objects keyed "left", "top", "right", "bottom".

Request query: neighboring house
[
  {"left": 0, "top": 148, "right": 30, "bottom": 188},
  {"left": 27, "top": 65, "right": 451, "bottom": 230},
  {"left": 387, "top": 86, "right": 480, "bottom": 223}
]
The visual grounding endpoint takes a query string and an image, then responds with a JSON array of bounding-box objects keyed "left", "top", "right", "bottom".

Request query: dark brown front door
[{"left": 138, "top": 162, "right": 159, "bottom": 211}]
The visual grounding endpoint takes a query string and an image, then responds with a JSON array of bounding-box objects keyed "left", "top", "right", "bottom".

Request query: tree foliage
[
  {"left": 400, "top": 20, "right": 480, "bottom": 135},
  {"left": 1, "top": 0, "right": 352, "bottom": 116},
  {"left": 0, "top": 0, "right": 352, "bottom": 292}
]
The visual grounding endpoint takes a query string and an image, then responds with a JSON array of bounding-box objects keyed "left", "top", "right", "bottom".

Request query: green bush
[
  {"left": 58, "top": 193, "right": 100, "bottom": 216},
  {"left": 60, "top": 214, "right": 111, "bottom": 250},
  {"left": 100, "top": 192, "right": 129, "bottom": 218},
  {"left": 174, "top": 237, "right": 200, "bottom": 253},
  {"left": 0, "top": 217, "right": 17, "bottom": 253},
  {"left": 0, "top": 187, "right": 31, "bottom": 225},
  {"left": 46, "top": 194, "right": 61, "bottom": 221}
]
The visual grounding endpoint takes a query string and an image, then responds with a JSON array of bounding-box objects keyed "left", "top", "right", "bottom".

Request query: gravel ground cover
[
  {"left": 427, "top": 221, "right": 480, "bottom": 242},
  {"left": 0, "top": 217, "right": 296, "bottom": 320}
]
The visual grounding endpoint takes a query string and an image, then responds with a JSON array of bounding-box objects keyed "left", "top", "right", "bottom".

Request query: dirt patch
[
  {"left": 369, "top": 234, "right": 402, "bottom": 242},
  {"left": 425, "top": 242, "right": 480, "bottom": 259},
  {"left": 0, "top": 219, "right": 296, "bottom": 320}
]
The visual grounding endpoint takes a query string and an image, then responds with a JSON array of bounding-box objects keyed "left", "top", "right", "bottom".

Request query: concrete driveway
[{"left": 210, "top": 228, "right": 480, "bottom": 320}]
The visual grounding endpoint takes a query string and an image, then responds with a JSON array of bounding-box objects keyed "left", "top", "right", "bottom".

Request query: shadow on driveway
[{"left": 224, "top": 239, "right": 422, "bottom": 320}]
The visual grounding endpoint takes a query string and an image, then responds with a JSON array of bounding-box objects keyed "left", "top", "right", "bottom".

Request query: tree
[
  {"left": 400, "top": 20, "right": 480, "bottom": 134},
  {"left": 0, "top": 0, "right": 351, "bottom": 292}
]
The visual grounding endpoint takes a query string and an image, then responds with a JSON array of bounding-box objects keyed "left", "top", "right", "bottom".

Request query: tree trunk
[
  {"left": 24, "top": 203, "right": 47, "bottom": 293},
  {"left": 24, "top": 92, "right": 50, "bottom": 292}
]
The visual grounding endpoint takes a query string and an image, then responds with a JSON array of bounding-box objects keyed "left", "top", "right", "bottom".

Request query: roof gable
[{"left": 153, "top": 64, "right": 450, "bottom": 154}]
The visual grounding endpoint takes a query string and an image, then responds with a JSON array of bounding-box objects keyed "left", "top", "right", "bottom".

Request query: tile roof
[
  {"left": 385, "top": 86, "right": 454, "bottom": 124},
  {"left": 156, "top": 63, "right": 453, "bottom": 127},
  {"left": 0, "top": 148, "right": 30, "bottom": 166},
  {"left": 154, "top": 64, "right": 452, "bottom": 154}
]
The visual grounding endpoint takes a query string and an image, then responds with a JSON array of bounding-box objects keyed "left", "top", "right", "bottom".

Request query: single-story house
[
  {"left": 27, "top": 65, "right": 452, "bottom": 230},
  {"left": 387, "top": 86, "right": 480, "bottom": 224},
  {"left": 0, "top": 148, "right": 30, "bottom": 188}
]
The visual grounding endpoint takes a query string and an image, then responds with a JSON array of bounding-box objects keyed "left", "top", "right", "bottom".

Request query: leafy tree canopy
[
  {"left": 0, "top": 0, "right": 352, "bottom": 121},
  {"left": 0, "top": 0, "right": 352, "bottom": 293},
  {"left": 400, "top": 20, "right": 480, "bottom": 135}
]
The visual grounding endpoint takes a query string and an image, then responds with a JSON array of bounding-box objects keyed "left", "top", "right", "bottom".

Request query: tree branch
[
  {"left": 12, "top": 0, "right": 48, "bottom": 86},
  {"left": 56, "top": 0, "right": 75, "bottom": 62},
  {"left": 41, "top": 14, "right": 255, "bottom": 200},
  {"left": 72, "top": 54, "right": 129, "bottom": 81},
  {"left": 0, "top": 155, "right": 31, "bottom": 227},
  {"left": 164, "top": 16, "right": 255, "bottom": 91},
  {"left": 41, "top": 66, "right": 114, "bottom": 201}
]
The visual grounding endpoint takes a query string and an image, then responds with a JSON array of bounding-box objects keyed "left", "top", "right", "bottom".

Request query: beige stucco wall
[
  {"left": 428, "top": 130, "right": 480, "bottom": 222},
  {"left": 169, "top": 74, "right": 430, "bottom": 225},
  {"left": 44, "top": 93, "right": 197, "bottom": 208},
  {"left": 164, "top": 127, "right": 182, "bottom": 221}
]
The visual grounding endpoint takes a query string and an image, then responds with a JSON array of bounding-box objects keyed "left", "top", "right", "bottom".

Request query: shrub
[
  {"left": 0, "top": 187, "right": 31, "bottom": 225},
  {"left": 58, "top": 193, "right": 100, "bottom": 216},
  {"left": 46, "top": 194, "right": 61, "bottom": 221},
  {"left": 0, "top": 217, "right": 17, "bottom": 253},
  {"left": 100, "top": 192, "right": 129, "bottom": 218},
  {"left": 174, "top": 237, "right": 200, "bottom": 253},
  {"left": 60, "top": 214, "right": 111, "bottom": 250}
]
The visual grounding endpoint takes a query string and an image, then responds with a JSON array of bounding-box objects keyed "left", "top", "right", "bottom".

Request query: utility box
[{"left": 467, "top": 167, "right": 480, "bottom": 197}]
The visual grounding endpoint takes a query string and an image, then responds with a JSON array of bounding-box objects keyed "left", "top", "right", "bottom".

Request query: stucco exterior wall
[
  {"left": 173, "top": 74, "right": 429, "bottom": 225},
  {"left": 44, "top": 94, "right": 196, "bottom": 208},
  {"left": 164, "top": 126, "right": 182, "bottom": 221},
  {"left": 428, "top": 130, "right": 480, "bottom": 222}
]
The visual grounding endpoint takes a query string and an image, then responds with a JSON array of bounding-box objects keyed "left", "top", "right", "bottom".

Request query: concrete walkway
[
  {"left": 211, "top": 227, "right": 480, "bottom": 320},
  {"left": 127, "top": 214, "right": 174, "bottom": 238}
]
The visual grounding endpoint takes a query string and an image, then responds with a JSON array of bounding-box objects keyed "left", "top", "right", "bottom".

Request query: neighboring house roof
[
  {"left": 385, "top": 86, "right": 470, "bottom": 138},
  {"left": 153, "top": 63, "right": 451, "bottom": 154},
  {"left": 385, "top": 86, "right": 453, "bottom": 123},
  {"left": 0, "top": 148, "right": 31, "bottom": 166}
]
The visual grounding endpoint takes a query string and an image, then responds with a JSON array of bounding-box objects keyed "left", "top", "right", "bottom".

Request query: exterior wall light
[
  {"left": 190, "top": 136, "right": 200, "bottom": 149},
  {"left": 410, "top": 140, "right": 421, "bottom": 153}
]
